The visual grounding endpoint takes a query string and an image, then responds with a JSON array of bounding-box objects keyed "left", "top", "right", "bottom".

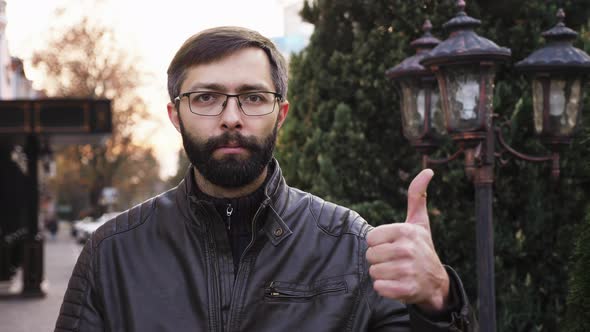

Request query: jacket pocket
[{"left": 263, "top": 277, "right": 348, "bottom": 302}]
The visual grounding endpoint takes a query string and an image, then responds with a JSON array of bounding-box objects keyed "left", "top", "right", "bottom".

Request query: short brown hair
[{"left": 167, "top": 26, "right": 288, "bottom": 103}]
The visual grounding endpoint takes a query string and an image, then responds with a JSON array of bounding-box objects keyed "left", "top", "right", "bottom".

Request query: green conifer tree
[{"left": 565, "top": 198, "right": 590, "bottom": 331}]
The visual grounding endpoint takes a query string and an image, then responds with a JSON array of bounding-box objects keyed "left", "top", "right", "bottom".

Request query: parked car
[
  {"left": 70, "top": 216, "right": 93, "bottom": 238},
  {"left": 73, "top": 212, "right": 121, "bottom": 244}
]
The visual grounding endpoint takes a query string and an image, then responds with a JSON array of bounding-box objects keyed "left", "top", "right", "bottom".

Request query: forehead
[{"left": 180, "top": 47, "right": 274, "bottom": 93}]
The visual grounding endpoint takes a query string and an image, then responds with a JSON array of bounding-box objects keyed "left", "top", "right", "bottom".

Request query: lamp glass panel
[
  {"left": 400, "top": 80, "right": 424, "bottom": 140},
  {"left": 546, "top": 78, "right": 582, "bottom": 135},
  {"left": 549, "top": 79, "right": 566, "bottom": 116},
  {"left": 564, "top": 78, "right": 582, "bottom": 135},
  {"left": 430, "top": 88, "right": 447, "bottom": 136},
  {"left": 532, "top": 79, "right": 544, "bottom": 134},
  {"left": 443, "top": 66, "right": 483, "bottom": 131}
]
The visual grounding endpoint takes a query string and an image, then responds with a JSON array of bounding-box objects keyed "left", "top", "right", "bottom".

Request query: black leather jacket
[{"left": 55, "top": 160, "right": 471, "bottom": 331}]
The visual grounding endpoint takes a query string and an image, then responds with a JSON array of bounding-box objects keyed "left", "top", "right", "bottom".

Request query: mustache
[{"left": 204, "top": 132, "right": 261, "bottom": 152}]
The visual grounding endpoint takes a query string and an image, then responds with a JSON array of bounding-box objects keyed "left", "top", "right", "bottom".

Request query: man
[{"left": 56, "top": 27, "right": 473, "bottom": 331}]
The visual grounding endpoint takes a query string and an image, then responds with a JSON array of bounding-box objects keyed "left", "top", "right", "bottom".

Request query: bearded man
[{"left": 55, "top": 26, "right": 473, "bottom": 332}]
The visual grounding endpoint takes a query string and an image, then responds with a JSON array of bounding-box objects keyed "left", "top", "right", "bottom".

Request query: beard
[{"left": 178, "top": 115, "right": 277, "bottom": 188}]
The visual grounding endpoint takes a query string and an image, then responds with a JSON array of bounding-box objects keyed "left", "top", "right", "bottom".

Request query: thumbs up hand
[{"left": 366, "top": 169, "right": 450, "bottom": 312}]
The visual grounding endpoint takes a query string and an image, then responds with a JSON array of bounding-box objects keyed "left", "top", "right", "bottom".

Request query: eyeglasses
[{"left": 174, "top": 91, "right": 283, "bottom": 116}]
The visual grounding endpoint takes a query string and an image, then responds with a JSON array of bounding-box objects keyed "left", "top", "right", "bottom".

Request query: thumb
[{"left": 406, "top": 169, "right": 434, "bottom": 230}]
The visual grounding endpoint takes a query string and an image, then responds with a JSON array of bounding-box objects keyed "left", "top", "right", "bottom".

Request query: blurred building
[
  {"left": 0, "top": 0, "right": 38, "bottom": 99},
  {"left": 272, "top": 0, "right": 314, "bottom": 62},
  {"left": 0, "top": 0, "right": 44, "bottom": 287},
  {"left": 1, "top": 0, "right": 111, "bottom": 296}
]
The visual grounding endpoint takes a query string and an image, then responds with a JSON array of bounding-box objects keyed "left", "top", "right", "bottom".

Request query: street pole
[
  {"left": 473, "top": 127, "right": 496, "bottom": 331},
  {"left": 475, "top": 180, "right": 495, "bottom": 331}
]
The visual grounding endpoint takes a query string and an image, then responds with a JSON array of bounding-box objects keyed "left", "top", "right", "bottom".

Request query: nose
[{"left": 219, "top": 96, "right": 243, "bottom": 130}]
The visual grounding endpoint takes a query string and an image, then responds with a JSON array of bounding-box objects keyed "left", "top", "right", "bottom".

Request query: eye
[
  {"left": 190, "top": 92, "right": 219, "bottom": 104},
  {"left": 241, "top": 93, "right": 269, "bottom": 104}
]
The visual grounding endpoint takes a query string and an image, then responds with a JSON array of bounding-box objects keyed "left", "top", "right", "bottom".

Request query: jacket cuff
[{"left": 408, "top": 265, "right": 473, "bottom": 331}]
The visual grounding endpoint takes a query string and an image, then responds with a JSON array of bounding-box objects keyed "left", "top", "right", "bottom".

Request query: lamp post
[{"left": 387, "top": 1, "right": 590, "bottom": 331}]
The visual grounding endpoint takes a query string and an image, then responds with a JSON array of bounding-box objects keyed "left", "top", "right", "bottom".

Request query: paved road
[{"left": 0, "top": 222, "right": 82, "bottom": 332}]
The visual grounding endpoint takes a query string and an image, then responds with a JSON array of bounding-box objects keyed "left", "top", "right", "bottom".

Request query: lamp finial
[
  {"left": 422, "top": 19, "right": 433, "bottom": 35},
  {"left": 556, "top": 8, "right": 565, "bottom": 26},
  {"left": 457, "top": 0, "right": 466, "bottom": 12}
]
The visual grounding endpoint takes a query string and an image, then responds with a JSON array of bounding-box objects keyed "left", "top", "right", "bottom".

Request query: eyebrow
[{"left": 185, "top": 83, "right": 273, "bottom": 93}]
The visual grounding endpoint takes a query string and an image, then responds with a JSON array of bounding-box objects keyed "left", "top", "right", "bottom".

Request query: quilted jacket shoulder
[
  {"left": 91, "top": 197, "right": 156, "bottom": 249},
  {"left": 305, "top": 190, "right": 372, "bottom": 238}
]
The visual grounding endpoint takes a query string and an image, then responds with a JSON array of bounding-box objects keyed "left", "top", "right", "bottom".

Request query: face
[{"left": 167, "top": 47, "right": 289, "bottom": 188}]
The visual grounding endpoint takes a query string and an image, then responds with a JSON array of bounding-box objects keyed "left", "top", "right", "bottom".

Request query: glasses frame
[{"left": 174, "top": 90, "right": 284, "bottom": 117}]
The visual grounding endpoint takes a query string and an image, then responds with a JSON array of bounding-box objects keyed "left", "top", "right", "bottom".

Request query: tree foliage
[
  {"left": 277, "top": 0, "right": 590, "bottom": 330},
  {"left": 32, "top": 16, "right": 163, "bottom": 217},
  {"left": 565, "top": 203, "right": 590, "bottom": 332},
  {"left": 166, "top": 149, "right": 190, "bottom": 189}
]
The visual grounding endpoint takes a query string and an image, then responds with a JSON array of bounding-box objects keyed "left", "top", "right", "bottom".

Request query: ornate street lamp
[
  {"left": 516, "top": 8, "right": 590, "bottom": 150},
  {"left": 386, "top": 20, "right": 445, "bottom": 164},
  {"left": 387, "top": 2, "right": 589, "bottom": 331},
  {"left": 420, "top": 0, "right": 511, "bottom": 182}
]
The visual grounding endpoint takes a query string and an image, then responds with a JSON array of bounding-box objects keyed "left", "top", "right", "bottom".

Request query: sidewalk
[{"left": 0, "top": 222, "right": 82, "bottom": 332}]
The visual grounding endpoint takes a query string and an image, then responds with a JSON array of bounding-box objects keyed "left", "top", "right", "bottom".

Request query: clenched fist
[{"left": 366, "top": 169, "right": 450, "bottom": 313}]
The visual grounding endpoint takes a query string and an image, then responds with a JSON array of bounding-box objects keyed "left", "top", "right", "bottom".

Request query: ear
[
  {"left": 167, "top": 102, "right": 181, "bottom": 133},
  {"left": 276, "top": 101, "right": 289, "bottom": 130}
]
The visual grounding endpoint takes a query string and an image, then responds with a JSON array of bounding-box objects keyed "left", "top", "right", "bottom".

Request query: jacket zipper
[
  {"left": 226, "top": 198, "right": 270, "bottom": 331},
  {"left": 226, "top": 203, "right": 233, "bottom": 231},
  {"left": 265, "top": 281, "right": 347, "bottom": 300},
  {"left": 189, "top": 199, "right": 229, "bottom": 332}
]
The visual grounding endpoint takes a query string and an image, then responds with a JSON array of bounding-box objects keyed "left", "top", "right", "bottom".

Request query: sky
[{"left": 5, "top": 0, "right": 298, "bottom": 177}]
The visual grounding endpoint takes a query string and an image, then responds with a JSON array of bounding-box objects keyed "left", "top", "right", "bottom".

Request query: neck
[{"left": 193, "top": 166, "right": 268, "bottom": 199}]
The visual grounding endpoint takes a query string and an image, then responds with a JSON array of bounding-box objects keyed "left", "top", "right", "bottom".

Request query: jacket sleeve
[
  {"left": 364, "top": 241, "right": 475, "bottom": 332},
  {"left": 406, "top": 266, "right": 476, "bottom": 331},
  {"left": 54, "top": 238, "right": 105, "bottom": 332}
]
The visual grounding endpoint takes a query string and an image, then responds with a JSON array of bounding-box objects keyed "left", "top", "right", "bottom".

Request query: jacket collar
[{"left": 175, "top": 158, "right": 292, "bottom": 245}]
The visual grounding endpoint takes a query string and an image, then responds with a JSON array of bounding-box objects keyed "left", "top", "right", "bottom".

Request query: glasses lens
[
  {"left": 238, "top": 92, "right": 277, "bottom": 116},
  {"left": 188, "top": 92, "right": 225, "bottom": 115}
]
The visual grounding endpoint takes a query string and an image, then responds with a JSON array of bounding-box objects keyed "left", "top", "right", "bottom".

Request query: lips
[
  {"left": 218, "top": 141, "right": 242, "bottom": 149},
  {"left": 215, "top": 142, "right": 247, "bottom": 155},
  {"left": 206, "top": 133, "right": 257, "bottom": 157}
]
